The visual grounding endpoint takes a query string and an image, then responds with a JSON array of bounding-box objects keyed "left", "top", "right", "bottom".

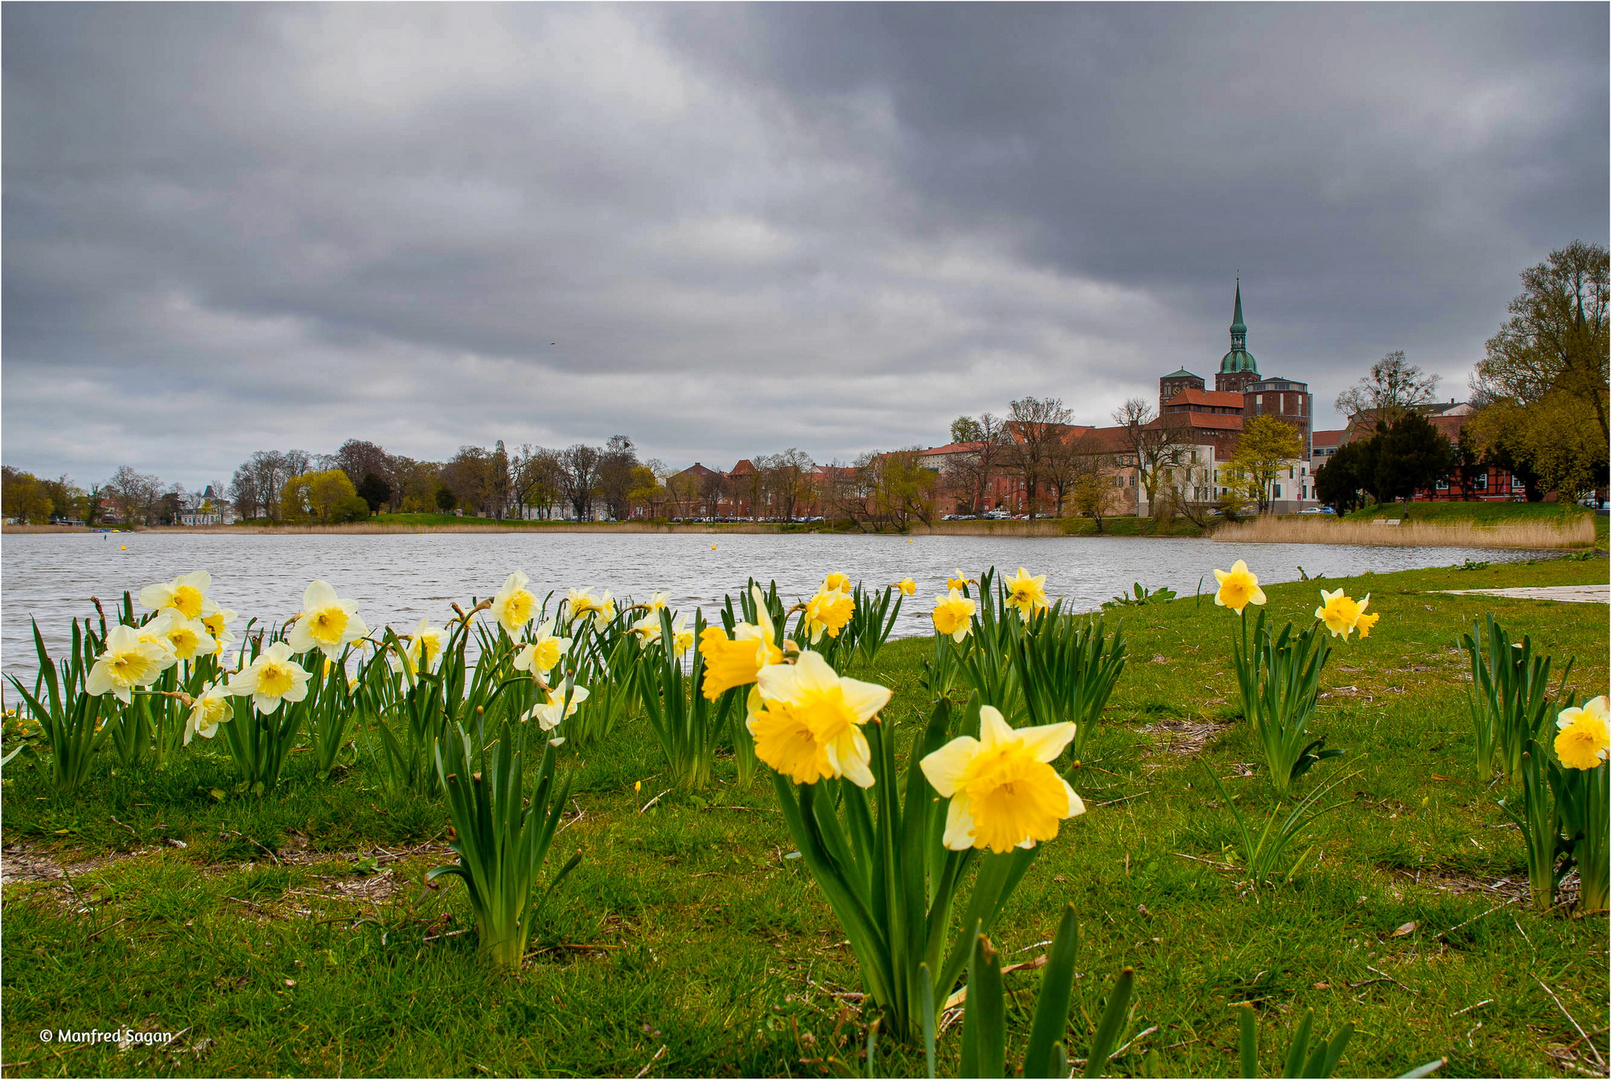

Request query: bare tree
[
  {"left": 106, "top": 465, "right": 163, "bottom": 525},
  {"left": 596, "top": 435, "right": 639, "bottom": 521},
  {"left": 758, "top": 448, "right": 817, "bottom": 521},
  {"left": 1112, "top": 398, "right": 1192, "bottom": 523},
  {"left": 512, "top": 445, "right": 562, "bottom": 519},
  {"left": 941, "top": 413, "right": 1009, "bottom": 516},
  {"left": 1002, "top": 397, "right": 1074, "bottom": 521},
  {"left": 442, "top": 446, "right": 493, "bottom": 517},
  {"left": 558, "top": 444, "right": 601, "bottom": 520},
  {"left": 1335, "top": 351, "right": 1440, "bottom": 427}
]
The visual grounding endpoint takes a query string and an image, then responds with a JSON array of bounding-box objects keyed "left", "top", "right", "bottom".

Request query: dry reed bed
[{"left": 1211, "top": 515, "right": 1596, "bottom": 549}]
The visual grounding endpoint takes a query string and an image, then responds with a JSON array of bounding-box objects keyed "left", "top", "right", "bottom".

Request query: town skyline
[{"left": 4, "top": 4, "right": 1606, "bottom": 487}]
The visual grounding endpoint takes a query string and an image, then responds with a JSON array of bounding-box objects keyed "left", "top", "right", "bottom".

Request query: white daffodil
[
  {"left": 286, "top": 580, "right": 368, "bottom": 660},
  {"left": 631, "top": 611, "right": 693, "bottom": 658},
  {"left": 513, "top": 619, "right": 571, "bottom": 680},
  {"left": 491, "top": 571, "right": 538, "bottom": 636},
  {"left": 134, "top": 611, "right": 182, "bottom": 674},
  {"left": 391, "top": 618, "right": 448, "bottom": 675},
  {"left": 137, "top": 570, "right": 219, "bottom": 620},
  {"left": 645, "top": 590, "right": 672, "bottom": 614},
  {"left": 228, "top": 642, "right": 313, "bottom": 714},
  {"left": 524, "top": 683, "right": 589, "bottom": 730},
  {"left": 84, "top": 625, "right": 174, "bottom": 704},
  {"left": 184, "top": 683, "right": 233, "bottom": 745},
  {"left": 567, "top": 588, "right": 617, "bottom": 631}
]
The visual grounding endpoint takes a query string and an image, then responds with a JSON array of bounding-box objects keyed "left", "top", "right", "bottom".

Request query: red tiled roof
[
  {"left": 1311, "top": 429, "right": 1347, "bottom": 448},
  {"left": 1069, "top": 427, "right": 1134, "bottom": 454},
  {"left": 921, "top": 442, "right": 984, "bottom": 456},
  {"left": 1155, "top": 412, "right": 1245, "bottom": 431},
  {"left": 728, "top": 459, "right": 756, "bottom": 475},
  {"left": 1163, "top": 388, "right": 1245, "bottom": 410}
]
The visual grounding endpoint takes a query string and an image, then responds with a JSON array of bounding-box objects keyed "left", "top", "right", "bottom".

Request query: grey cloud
[{"left": 3, "top": 3, "right": 1605, "bottom": 488}]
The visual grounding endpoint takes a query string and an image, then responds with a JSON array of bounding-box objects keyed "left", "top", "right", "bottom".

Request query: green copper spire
[{"left": 1219, "top": 278, "right": 1258, "bottom": 374}]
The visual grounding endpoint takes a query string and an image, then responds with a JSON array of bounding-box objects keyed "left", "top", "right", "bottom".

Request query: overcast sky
[{"left": 4, "top": 3, "right": 1606, "bottom": 490}]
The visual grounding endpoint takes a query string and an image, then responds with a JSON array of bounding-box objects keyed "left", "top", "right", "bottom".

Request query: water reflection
[{"left": 2, "top": 531, "right": 1539, "bottom": 677}]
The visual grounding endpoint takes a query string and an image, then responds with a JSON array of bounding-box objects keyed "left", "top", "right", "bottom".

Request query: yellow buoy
[
  {"left": 711, "top": 544, "right": 717, "bottom": 550},
  {"left": 120, "top": 544, "right": 127, "bottom": 550}
]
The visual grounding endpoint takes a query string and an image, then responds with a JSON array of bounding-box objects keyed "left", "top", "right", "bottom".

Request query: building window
[
  {"left": 1274, "top": 483, "right": 1282, "bottom": 499},
  {"left": 1474, "top": 473, "right": 1488, "bottom": 491},
  {"left": 1255, "top": 394, "right": 1263, "bottom": 406},
  {"left": 1435, "top": 476, "right": 1449, "bottom": 491}
]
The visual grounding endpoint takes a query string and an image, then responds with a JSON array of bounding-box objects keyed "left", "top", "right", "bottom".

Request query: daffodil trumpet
[
  {"left": 430, "top": 722, "right": 581, "bottom": 970},
  {"left": 766, "top": 696, "right": 1079, "bottom": 1043}
]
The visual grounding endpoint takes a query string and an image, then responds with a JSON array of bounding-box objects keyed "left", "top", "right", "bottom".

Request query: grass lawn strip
[{"left": 1, "top": 555, "right": 1606, "bottom": 1077}]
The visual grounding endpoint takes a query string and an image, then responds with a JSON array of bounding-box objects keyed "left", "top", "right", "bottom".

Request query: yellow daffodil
[
  {"left": 931, "top": 589, "right": 977, "bottom": 642},
  {"left": 492, "top": 571, "right": 537, "bottom": 635},
  {"left": 947, "top": 569, "right": 973, "bottom": 592},
  {"left": 748, "top": 651, "right": 891, "bottom": 787},
  {"left": 513, "top": 619, "right": 571, "bottom": 680},
  {"left": 671, "top": 619, "right": 696, "bottom": 659},
  {"left": 802, "top": 589, "right": 855, "bottom": 644},
  {"left": 896, "top": 579, "right": 917, "bottom": 597},
  {"left": 1315, "top": 589, "right": 1371, "bottom": 639},
  {"left": 645, "top": 590, "right": 672, "bottom": 613},
  {"left": 920, "top": 706, "right": 1084, "bottom": 854},
  {"left": 183, "top": 683, "right": 233, "bottom": 745},
  {"left": 227, "top": 642, "right": 312, "bottom": 714},
  {"left": 1555, "top": 696, "right": 1610, "bottom": 770},
  {"left": 392, "top": 618, "right": 447, "bottom": 675},
  {"left": 287, "top": 580, "right": 368, "bottom": 659},
  {"left": 1355, "top": 611, "right": 1380, "bottom": 638},
  {"left": 137, "top": 570, "right": 219, "bottom": 620},
  {"left": 525, "top": 683, "right": 589, "bottom": 731},
  {"left": 701, "top": 586, "right": 785, "bottom": 699},
  {"left": 1213, "top": 559, "right": 1267, "bottom": 614},
  {"left": 1003, "top": 567, "right": 1049, "bottom": 617},
  {"left": 84, "top": 624, "right": 174, "bottom": 704},
  {"left": 202, "top": 608, "right": 238, "bottom": 657},
  {"left": 823, "top": 572, "right": 853, "bottom": 594}
]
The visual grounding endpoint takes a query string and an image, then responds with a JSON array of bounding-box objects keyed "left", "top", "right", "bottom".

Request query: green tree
[
  {"left": 2, "top": 467, "right": 53, "bottom": 523},
  {"left": 1313, "top": 439, "right": 1376, "bottom": 513},
  {"left": 1373, "top": 413, "right": 1453, "bottom": 505},
  {"left": 282, "top": 469, "right": 362, "bottom": 524},
  {"left": 1471, "top": 240, "right": 1610, "bottom": 498},
  {"left": 435, "top": 486, "right": 457, "bottom": 513},
  {"left": 950, "top": 415, "right": 985, "bottom": 444},
  {"left": 356, "top": 473, "right": 392, "bottom": 513},
  {"left": 1224, "top": 415, "right": 1303, "bottom": 514}
]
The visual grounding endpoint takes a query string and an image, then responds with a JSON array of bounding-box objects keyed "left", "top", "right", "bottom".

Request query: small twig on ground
[
  {"left": 84, "top": 917, "right": 129, "bottom": 942},
  {"left": 1438, "top": 905, "right": 1507, "bottom": 940},
  {"left": 1451, "top": 999, "right": 1494, "bottom": 1017},
  {"left": 109, "top": 816, "right": 139, "bottom": 838},
  {"left": 1533, "top": 973, "right": 1607, "bottom": 1069},
  {"left": 639, "top": 789, "right": 671, "bottom": 814},
  {"left": 1093, "top": 791, "right": 1151, "bottom": 808},
  {"left": 633, "top": 1044, "right": 668, "bottom": 1079},
  {"left": 1365, "top": 964, "right": 1419, "bottom": 995},
  {"left": 422, "top": 928, "right": 472, "bottom": 943}
]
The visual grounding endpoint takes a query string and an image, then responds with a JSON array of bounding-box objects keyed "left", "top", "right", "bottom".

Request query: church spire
[
  {"left": 1229, "top": 278, "right": 1246, "bottom": 349},
  {"left": 1218, "top": 277, "right": 1257, "bottom": 376}
]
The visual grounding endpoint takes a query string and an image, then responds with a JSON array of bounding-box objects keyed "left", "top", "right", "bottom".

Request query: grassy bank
[{"left": 3, "top": 556, "right": 1606, "bottom": 1077}]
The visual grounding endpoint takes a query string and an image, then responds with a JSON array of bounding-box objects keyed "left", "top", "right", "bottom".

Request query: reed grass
[{"left": 1211, "top": 515, "right": 1596, "bottom": 550}]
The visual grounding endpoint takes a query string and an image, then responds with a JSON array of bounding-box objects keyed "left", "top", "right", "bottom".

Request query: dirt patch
[
  {"left": 1398, "top": 866, "right": 1530, "bottom": 906},
  {"left": 0, "top": 842, "right": 161, "bottom": 886},
  {"left": 1139, "top": 719, "right": 1227, "bottom": 757}
]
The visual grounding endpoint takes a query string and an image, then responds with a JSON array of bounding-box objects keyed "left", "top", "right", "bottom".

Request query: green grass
[{"left": 3, "top": 557, "right": 1607, "bottom": 1077}]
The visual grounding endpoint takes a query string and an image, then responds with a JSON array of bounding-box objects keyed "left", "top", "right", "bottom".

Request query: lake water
[{"left": 1, "top": 531, "right": 1540, "bottom": 677}]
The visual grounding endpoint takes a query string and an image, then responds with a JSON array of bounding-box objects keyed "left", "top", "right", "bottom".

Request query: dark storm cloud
[{"left": 3, "top": 3, "right": 1605, "bottom": 487}]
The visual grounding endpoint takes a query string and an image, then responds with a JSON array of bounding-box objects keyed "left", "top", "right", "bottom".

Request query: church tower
[{"left": 1215, "top": 280, "right": 1260, "bottom": 394}]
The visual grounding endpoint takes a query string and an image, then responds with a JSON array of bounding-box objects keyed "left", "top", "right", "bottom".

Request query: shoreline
[{"left": 5, "top": 519, "right": 1149, "bottom": 538}]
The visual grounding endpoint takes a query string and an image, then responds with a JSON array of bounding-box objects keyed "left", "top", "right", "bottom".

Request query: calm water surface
[{"left": 1, "top": 532, "right": 1540, "bottom": 677}]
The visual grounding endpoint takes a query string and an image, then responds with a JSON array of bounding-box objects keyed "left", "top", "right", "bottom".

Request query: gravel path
[{"left": 1436, "top": 584, "right": 1610, "bottom": 604}]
